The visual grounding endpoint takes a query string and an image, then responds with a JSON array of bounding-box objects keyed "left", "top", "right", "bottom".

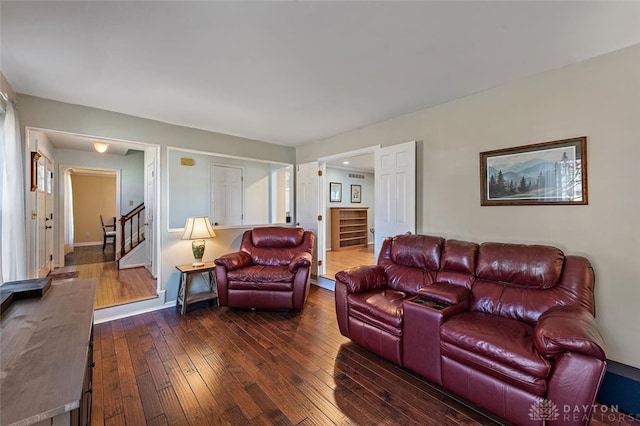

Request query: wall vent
[{"left": 348, "top": 173, "right": 366, "bottom": 180}]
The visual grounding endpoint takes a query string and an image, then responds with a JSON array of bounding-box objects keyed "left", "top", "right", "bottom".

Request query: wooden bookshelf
[{"left": 330, "top": 207, "right": 369, "bottom": 251}]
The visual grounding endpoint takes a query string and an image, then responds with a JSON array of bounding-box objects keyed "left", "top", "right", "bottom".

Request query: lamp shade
[{"left": 181, "top": 217, "right": 216, "bottom": 240}]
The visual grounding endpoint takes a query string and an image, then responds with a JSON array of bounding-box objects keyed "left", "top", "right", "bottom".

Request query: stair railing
[{"left": 119, "top": 203, "right": 145, "bottom": 257}]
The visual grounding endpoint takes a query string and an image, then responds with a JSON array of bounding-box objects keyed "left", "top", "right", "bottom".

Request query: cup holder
[{"left": 412, "top": 296, "right": 448, "bottom": 310}]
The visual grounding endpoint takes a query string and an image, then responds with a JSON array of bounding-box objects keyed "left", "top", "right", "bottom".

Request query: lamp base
[{"left": 192, "top": 239, "right": 206, "bottom": 267}]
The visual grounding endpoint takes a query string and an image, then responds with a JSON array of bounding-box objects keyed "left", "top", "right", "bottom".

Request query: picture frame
[
  {"left": 350, "top": 184, "right": 362, "bottom": 203},
  {"left": 480, "top": 136, "right": 587, "bottom": 206},
  {"left": 329, "top": 182, "right": 342, "bottom": 202}
]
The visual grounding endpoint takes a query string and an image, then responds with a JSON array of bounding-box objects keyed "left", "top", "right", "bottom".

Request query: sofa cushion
[
  {"left": 383, "top": 264, "right": 438, "bottom": 294},
  {"left": 251, "top": 226, "right": 304, "bottom": 248},
  {"left": 476, "top": 243, "right": 564, "bottom": 289},
  {"left": 389, "top": 234, "right": 444, "bottom": 270},
  {"left": 436, "top": 239, "right": 479, "bottom": 289},
  {"left": 335, "top": 265, "right": 387, "bottom": 293},
  {"left": 227, "top": 265, "right": 294, "bottom": 285},
  {"left": 441, "top": 312, "right": 551, "bottom": 388},
  {"left": 417, "top": 282, "right": 470, "bottom": 305},
  {"left": 348, "top": 289, "right": 407, "bottom": 336},
  {"left": 441, "top": 239, "right": 478, "bottom": 274}
]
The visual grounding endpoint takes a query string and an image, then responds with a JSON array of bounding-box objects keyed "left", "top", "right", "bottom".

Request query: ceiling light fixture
[
  {"left": 343, "top": 161, "right": 349, "bottom": 165},
  {"left": 93, "top": 141, "right": 109, "bottom": 153}
]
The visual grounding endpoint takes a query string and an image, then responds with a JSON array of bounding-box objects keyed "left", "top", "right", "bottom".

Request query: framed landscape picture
[{"left": 480, "top": 137, "right": 587, "bottom": 206}]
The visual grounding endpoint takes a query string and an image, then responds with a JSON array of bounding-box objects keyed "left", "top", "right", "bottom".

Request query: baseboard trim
[
  {"left": 74, "top": 242, "right": 102, "bottom": 247},
  {"left": 93, "top": 290, "right": 167, "bottom": 324}
]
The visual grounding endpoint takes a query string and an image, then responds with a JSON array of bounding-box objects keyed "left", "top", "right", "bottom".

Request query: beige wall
[
  {"left": 298, "top": 44, "right": 640, "bottom": 368},
  {"left": 71, "top": 174, "right": 117, "bottom": 245}
]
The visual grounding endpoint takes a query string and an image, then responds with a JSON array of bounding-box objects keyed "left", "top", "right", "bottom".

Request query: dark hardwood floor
[{"left": 92, "top": 285, "right": 637, "bottom": 426}]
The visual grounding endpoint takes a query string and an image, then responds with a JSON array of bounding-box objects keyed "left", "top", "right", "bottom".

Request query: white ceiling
[{"left": 2, "top": 1, "right": 640, "bottom": 147}]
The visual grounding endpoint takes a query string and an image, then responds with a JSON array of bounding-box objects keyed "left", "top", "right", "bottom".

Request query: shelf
[{"left": 331, "top": 207, "right": 369, "bottom": 251}]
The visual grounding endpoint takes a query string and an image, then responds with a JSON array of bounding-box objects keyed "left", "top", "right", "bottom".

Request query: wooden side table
[{"left": 175, "top": 262, "right": 218, "bottom": 315}]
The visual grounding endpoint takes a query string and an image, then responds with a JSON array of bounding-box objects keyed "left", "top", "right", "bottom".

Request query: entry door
[
  {"left": 295, "top": 161, "right": 321, "bottom": 276},
  {"left": 374, "top": 141, "right": 416, "bottom": 256},
  {"left": 37, "top": 155, "right": 54, "bottom": 277},
  {"left": 144, "top": 159, "right": 155, "bottom": 276},
  {"left": 210, "top": 165, "right": 243, "bottom": 226}
]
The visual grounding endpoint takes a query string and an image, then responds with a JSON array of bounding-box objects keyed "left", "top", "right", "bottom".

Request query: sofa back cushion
[
  {"left": 242, "top": 227, "right": 313, "bottom": 266},
  {"left": 389, "top": 234, "right": 444, "bottom": 269},
  {"left": 436, "top": 239, "right": 479, "bottom": 289},
  {"left": 251, "top": 226, "right": 304, "bottom": 248},
  {"left": 472, "top": 243, "right": 567, "bottom": 324},
  {"left": 476, "top": 243, "right": 564, "bottom": 289},
  {"left": 378, "top": 234, "right": 443, "bottom": 294}
]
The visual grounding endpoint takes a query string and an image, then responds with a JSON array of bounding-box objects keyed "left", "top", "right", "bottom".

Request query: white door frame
[{"left": 317, "top": 145, "right": 379, "bottom": 277}]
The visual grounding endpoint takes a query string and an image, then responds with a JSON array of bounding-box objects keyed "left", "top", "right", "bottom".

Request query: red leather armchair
[{"left": 214, "top": 227, "right": 315, "bottom": 310}]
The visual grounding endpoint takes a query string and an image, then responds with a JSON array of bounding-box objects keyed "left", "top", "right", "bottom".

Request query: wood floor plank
[
  {"left": 156, "top": 386, "right": 189, "bottom": 425},
  {"left": 164, "top": 359, "right": 209, "bottom": 424},
  {"left": 91, "top": 348, "right": 105, "bottom": 426},
  {"left": 101, "top": 355, "right": 124, "bottom": 421},
  {"left": 136, "top": 372, "right": 165, "bottom": 421},
  {"left": 91, "top": 285, "right": 626, "bottom": 426}
]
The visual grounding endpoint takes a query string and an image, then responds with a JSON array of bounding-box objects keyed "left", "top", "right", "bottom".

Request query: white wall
[
  {"left": 325, "top": 167, "right": 374, "bottom": 248},
  {"left": 298, "top": 44, "right": 640, "bottom": 369},
  {"left": 167, "top": 149, "right": 273, "bottom": 228}
]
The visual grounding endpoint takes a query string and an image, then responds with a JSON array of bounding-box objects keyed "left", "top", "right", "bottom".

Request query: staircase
[{"left": 117, "top": 203, "right": 145, "bottom": 269}]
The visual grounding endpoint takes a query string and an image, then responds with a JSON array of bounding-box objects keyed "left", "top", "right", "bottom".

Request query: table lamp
[{"left": 181, "top": 216, "right": 216, "bottom": 266}]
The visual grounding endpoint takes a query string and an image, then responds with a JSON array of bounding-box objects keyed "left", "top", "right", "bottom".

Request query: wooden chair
[{"left": 100, "top": 215, "right": 117, "bottom": 251}]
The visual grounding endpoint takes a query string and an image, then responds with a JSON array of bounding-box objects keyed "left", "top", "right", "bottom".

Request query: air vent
[{"left": 348, "top": 173, "right": 366, "bottom": 180}]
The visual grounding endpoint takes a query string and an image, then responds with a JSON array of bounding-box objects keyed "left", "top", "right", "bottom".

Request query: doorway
[
  {"left": 25, "top": 127, "right": 161, "bottom": 309},
  {"left": 64, "top": 168, "right": 118, "bottom": 266},
  {"left": 300, "top": 141, "right": 416, "bottom": 286},
  {"left": 322, "top": 151, "right": 376, "bottom": 280}
]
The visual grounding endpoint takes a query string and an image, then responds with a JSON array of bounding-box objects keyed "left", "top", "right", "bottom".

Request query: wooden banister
[{"left": 119, "top": 203, "right": 146, "bottom": 259}]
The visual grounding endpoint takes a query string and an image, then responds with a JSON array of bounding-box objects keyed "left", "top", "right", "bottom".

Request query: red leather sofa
[
  {"left": 335, "top": 234, "right": 606, "bottom": 425},
  {"left": 215, "top": 226, "right": 315, "bottom": 310}
]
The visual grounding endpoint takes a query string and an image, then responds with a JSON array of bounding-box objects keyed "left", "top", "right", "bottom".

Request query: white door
[
  {"left": 374, "top": 140, "right": 416, "bottom": 256},
  {"left": 144, "top": 160, "right": 155, "bottom": 276},
  {"left": 37, "top": 155, "right": 54, "bottom": 277},
  {"left": 295, "top": 161, "right": 321, "bottom": 276},
  {"left": 210, "top": 165, "right": 243, "bottom": 226}
]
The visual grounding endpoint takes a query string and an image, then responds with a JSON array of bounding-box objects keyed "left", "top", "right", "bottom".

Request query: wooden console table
[{"left": 0, "top": 279, "right": 97, "bottom": 426}]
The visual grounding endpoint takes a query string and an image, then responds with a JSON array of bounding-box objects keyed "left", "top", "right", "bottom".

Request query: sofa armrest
[
  {"left": 417, "top": 282, "right": 470, "bottom": 305},
  {"left": 289, "top": 252, "right": 312, "bottom": 273},
  {"left": 335, "top": 265, "right": 387, "bottom": 293},
  {"left": 534, "top": 306, "right": 606, "bottom": 360},
  {"left": 214, "top": 251, "right": 252, "bottom": 271}
]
